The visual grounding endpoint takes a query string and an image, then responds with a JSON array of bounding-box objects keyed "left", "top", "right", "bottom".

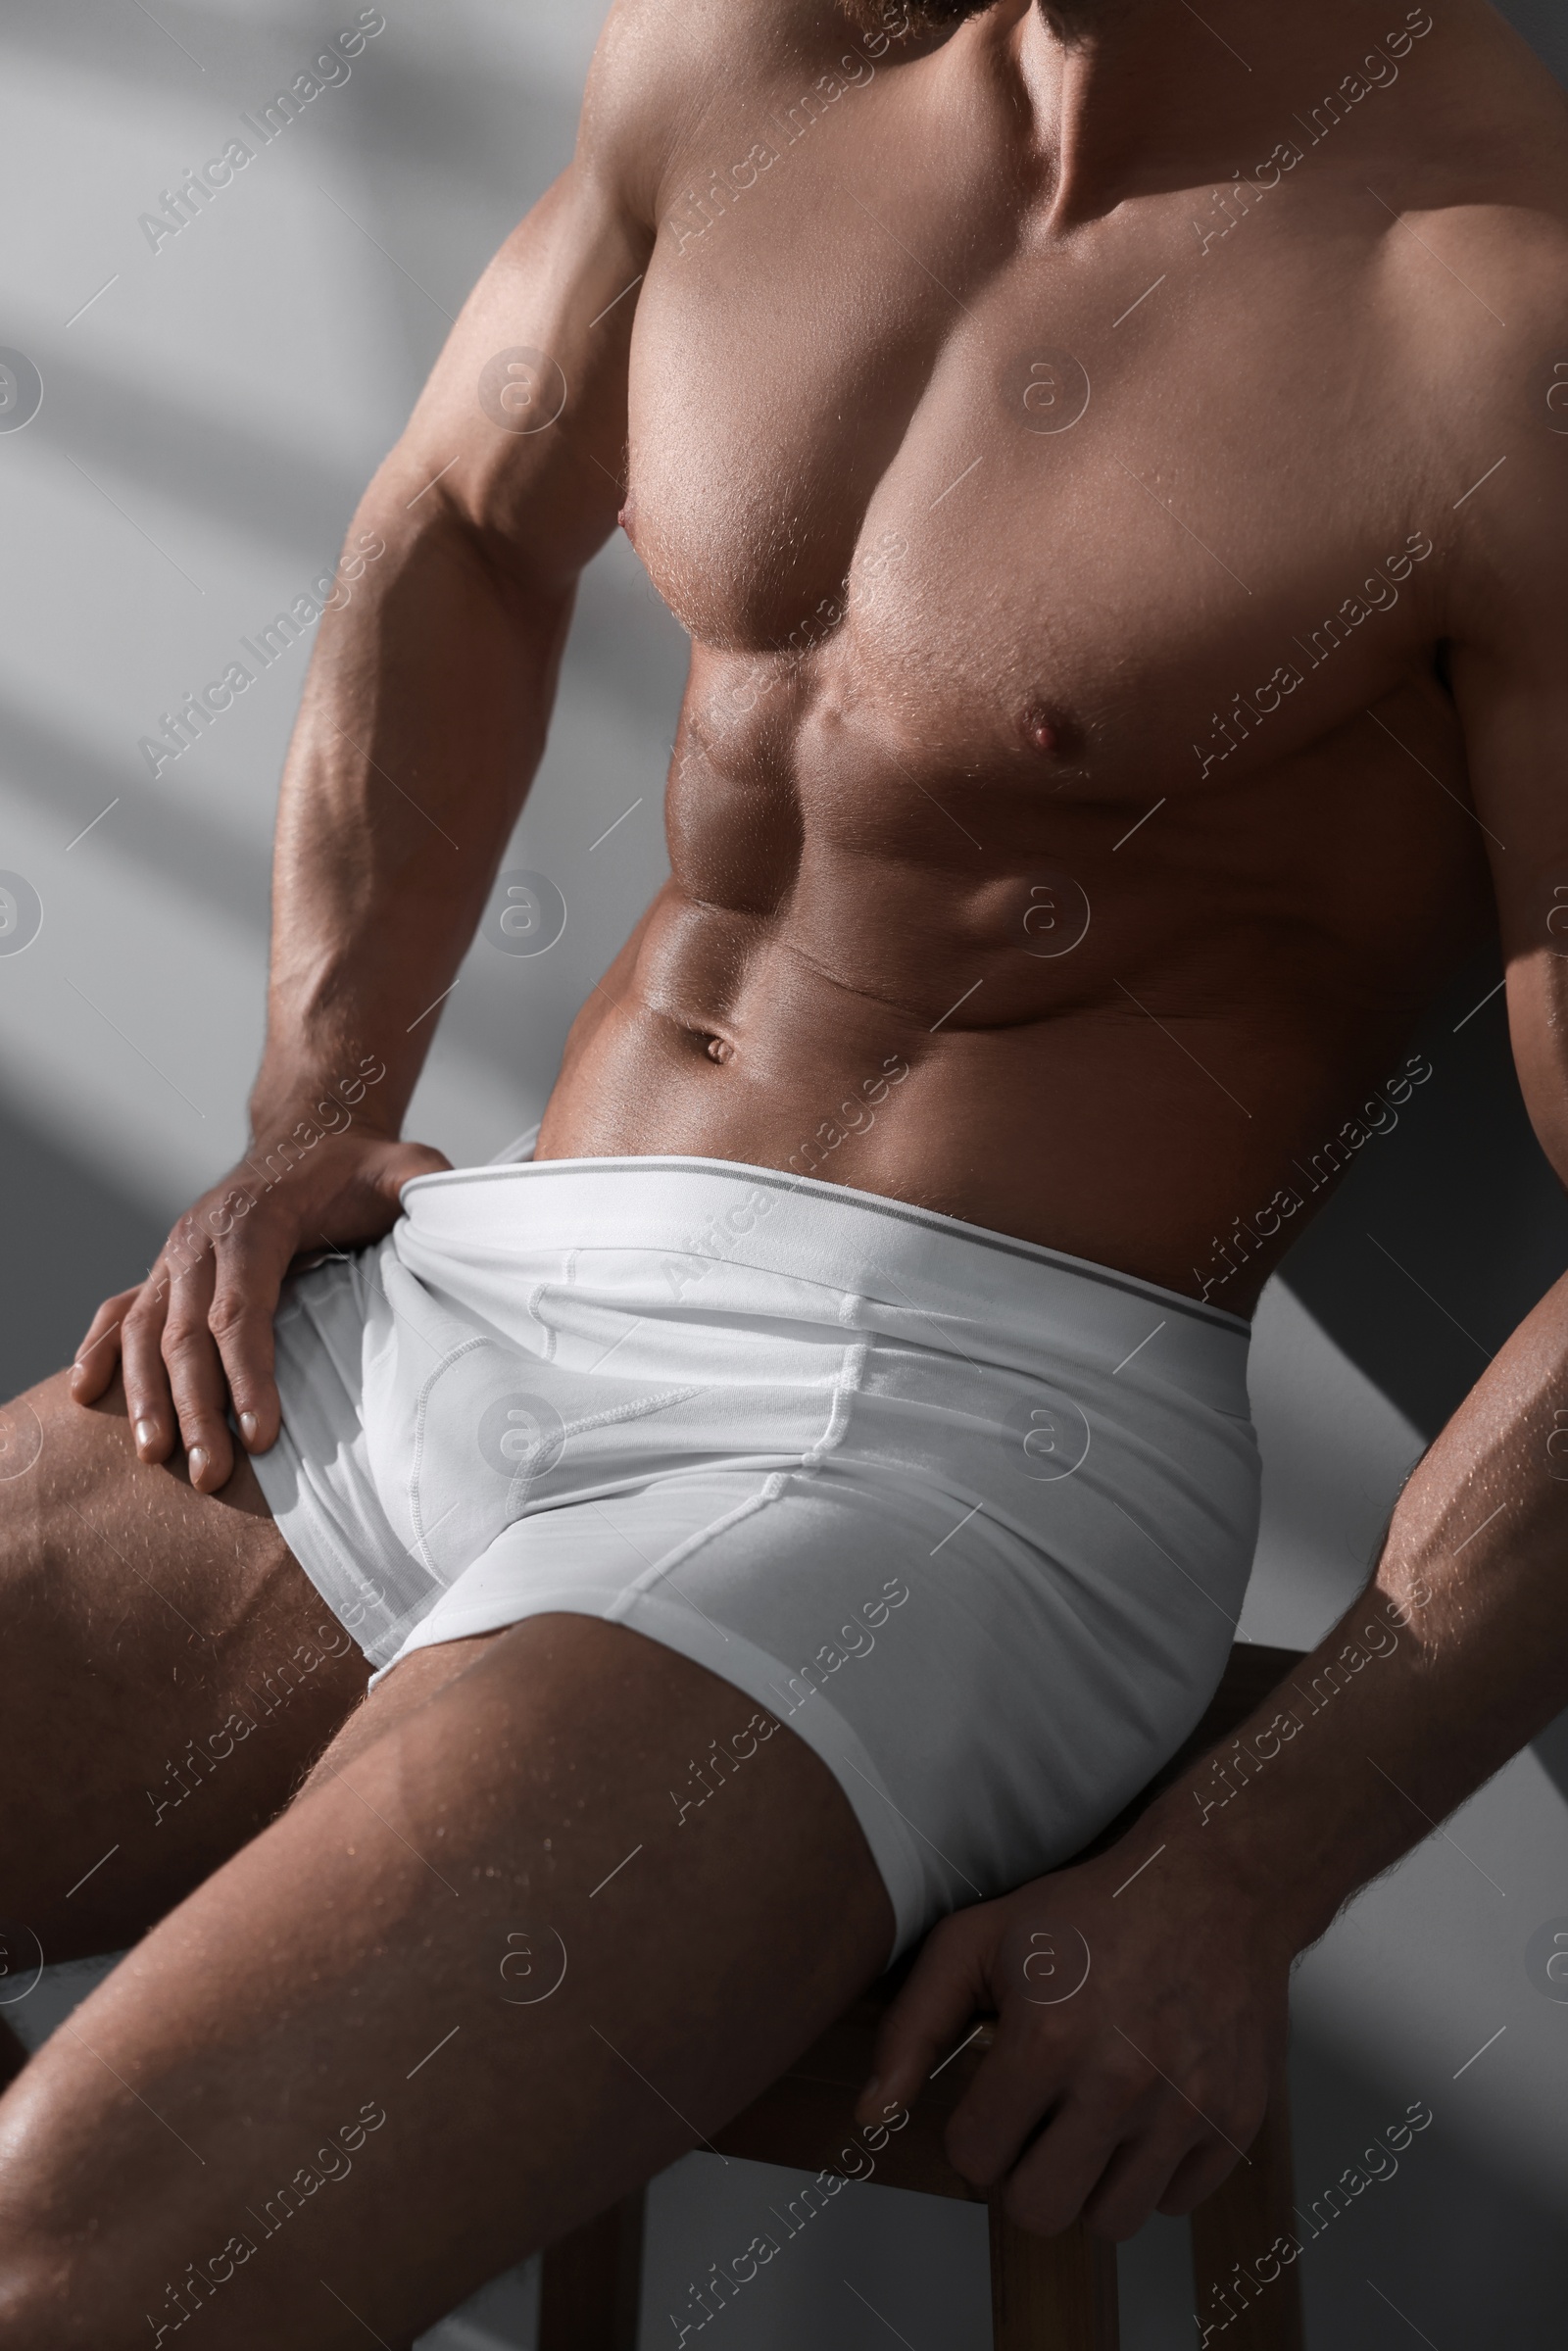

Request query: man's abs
[{"left": 535, "top": 630, "right": 1491, "bottom": 1311}]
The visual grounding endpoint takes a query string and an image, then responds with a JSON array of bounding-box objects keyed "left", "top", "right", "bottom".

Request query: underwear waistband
[{"left": 399, "top": 1155, "right": 1251, "bottom": 1412}]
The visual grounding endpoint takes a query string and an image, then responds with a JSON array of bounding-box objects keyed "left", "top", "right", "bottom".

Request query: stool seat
[{"left": 541, "top": 1641, "right": 1308, "bottom": 2349}]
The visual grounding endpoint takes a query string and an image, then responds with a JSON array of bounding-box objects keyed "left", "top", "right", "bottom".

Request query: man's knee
[
  {"left": 0, "top": 2063, "right": 163, "bottom": 2351},
  {"left": 0, "top": 2225, "right": 73, "bottom": 2351}
]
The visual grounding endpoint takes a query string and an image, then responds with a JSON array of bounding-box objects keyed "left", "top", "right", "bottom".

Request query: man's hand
[
  {"left": 854, "top": 1836, "right": 1291, "bottom": 2241},
  {"left": 70, "top": 1110, "right": 450, "bottom": 1494}
]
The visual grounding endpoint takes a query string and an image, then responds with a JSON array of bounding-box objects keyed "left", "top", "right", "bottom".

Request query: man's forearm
[
  {"left": 1142, "top": 1260, "right": 1568, "bottom": 1948},
  {"left": 253, "top": 462, "right": 579, "bottom": 1132}
]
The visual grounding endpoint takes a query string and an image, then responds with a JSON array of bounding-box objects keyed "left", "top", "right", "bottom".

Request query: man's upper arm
[
  {"left": 371, "top": 0, "right": 693, "bottom": 592},
  {"left": 1447, "top": 291, "right": 1568, "bottom": 1177}
]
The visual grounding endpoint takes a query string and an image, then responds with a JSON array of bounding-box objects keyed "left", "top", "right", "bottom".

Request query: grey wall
[{"left": 3, "top": 4, "right": 1567, "bottom": 2345}]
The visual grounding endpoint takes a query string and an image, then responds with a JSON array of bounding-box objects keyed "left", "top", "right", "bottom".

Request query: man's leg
[
  {"left": 0, "top": 1610, "right": 896, "bottom": 2348},
  {"left": 0, "top": 1369, "right": 370, "bottom": 1964}
]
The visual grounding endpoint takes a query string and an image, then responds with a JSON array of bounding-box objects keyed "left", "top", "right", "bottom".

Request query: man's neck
[{"left": 971, "top": 0, "right": 1452, "bottom": 225}]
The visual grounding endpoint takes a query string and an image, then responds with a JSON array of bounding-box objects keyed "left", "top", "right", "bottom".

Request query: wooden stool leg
[
  {"left": 1189, "top": 2071, "right": 1304, "bottom": 2350},
  {"left": 537, "top": 2189, "right": 646, "bottom": 2351},
  {"left": 989, "top": 2204, "right": 1119, "bottom": 2350}
]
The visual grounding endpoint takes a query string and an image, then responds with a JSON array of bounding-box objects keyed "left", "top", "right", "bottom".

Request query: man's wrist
[
  {"left": 1138, "top": 1770, "right": 1349, "bottom": 1961},
  {"left": 248, "top": 1049, "right": 397, "bottom": 1145},
  {"left": 1130, "top": 1580, "right": 1461, "bottom": 1956}
]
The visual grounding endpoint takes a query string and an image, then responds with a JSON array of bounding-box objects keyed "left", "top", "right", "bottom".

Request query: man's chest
[{"left": 624, "top": 116, "right": 1452, "bottom": 801}]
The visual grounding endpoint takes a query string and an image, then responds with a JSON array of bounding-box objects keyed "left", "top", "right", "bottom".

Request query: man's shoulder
[
  {"left": 1396, "top": 135, "right": 1568, "bottom": 638},
  {"left": 1385, "top": 16, "right": 1568, "bottom": 304},
  {"left": 578, "top": 0, "right": 900, "bottom": 220},
  {"left": 1348, "top": 25, "right": 1568, "bottom": 459},
  {"left": 1396, "top": 178, "right": 1568, "bottom": 479}
]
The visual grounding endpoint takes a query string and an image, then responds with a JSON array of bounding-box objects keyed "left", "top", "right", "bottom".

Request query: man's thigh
[
  {"left": 0, "top": 1611, "right": 896, "bottom": 2350},
  {"left": 0, "top": 1369, "right": 369, "bottom": 1961}
]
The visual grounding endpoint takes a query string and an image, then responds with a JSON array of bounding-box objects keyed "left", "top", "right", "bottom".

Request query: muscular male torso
[{"left": 534, "top": 0, "right": 1565, "bottom": 1308}]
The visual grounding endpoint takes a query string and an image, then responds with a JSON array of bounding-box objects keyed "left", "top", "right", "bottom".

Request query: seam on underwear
[
  {"left": 528, "top": 1281, "right": 648, "bottom": 1370},
  {"left": 562, "top": 1373, "right": 700, "bottom": 1429},
  {"left": 364, "top": 1585, "right": 454, "bottom": 1670},
  {"left": 526, "top": 1279, "right": 558, "bottom": 1363},
  {"left": 559, "top": 1386, "right": 704, "bottom": 1440},
  {"left": 501, "top": 1386, "right": 708, "bottom": 1528},
  {"left": 498, "top": 1387, "right": 706, "bottom": 1522},
  {"left": 802, "top": 1333, "right": 868, "bottom": 1471},
  {"left": 416, "top": 1368, "right": 708, "bottom": 1571},
  {"left": 609, "top": 1471, "right": 792, "bottom": 1609}
]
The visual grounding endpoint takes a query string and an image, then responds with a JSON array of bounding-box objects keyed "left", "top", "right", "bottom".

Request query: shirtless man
[{"left": 2, "top": 0, "right": 1566, "bottom": 2339}]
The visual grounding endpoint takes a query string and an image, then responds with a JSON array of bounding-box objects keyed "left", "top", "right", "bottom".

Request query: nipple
[
  {"left": 1022, "top": 701, "right": 1068, "bottom": 757},
  {"left": 617, "top": 494, "right": 637, "bottom": 537}
]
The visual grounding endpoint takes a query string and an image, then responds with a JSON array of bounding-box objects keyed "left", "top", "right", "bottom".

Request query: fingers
[
  {"left": 993, "top": 2041, "right": 1263, "bottom": 2240},
  {"left": 120, "top": 1221, "right": 231, "bottom": 1490},
  {"left": 81, "top": 1230, "right": 264, "bottom": 1487},
  {"left": 944, "top": 2008, "right": 1085, "bottom": 2188},
  {"left": 372, "top": 1139, "right": 454, "bottom": 1200},
  {"left": 1157, "top": 2131, "right": 1249, "bottom": 2218},
  {"left": 70, "top": 1131, "right": 439, "bottom": 1488},
  {"left": 70, "top": 1288, "right": 141, "bottom": 1402},
  {"left": 995, "top": 2093, "right": 1145, "bottom": 2238},
  {"left": 119, "top": 1262, "right": 179, "bottom": 1465},
  {"left": 157, "top": 1232, "right": 238, "bottom": 1492},
  {"left": 1077, "top": 2116, "right": 1210, "bottom": 2241},
  {"left": 852, "top": 1909, "right": 995, "bottom": 2128},
  {"left": 968, "top": 2049, "right": 1218, "bottom": 2240},
  {"left": 206, "top": 1221, "right": 290, "bottom": 1456},
  {"left": 940, "top": 1961, "right": 1269, "bottom": 2225},
  {"left": 70, "top": 1132, "right": 441, "bottom": 1486},
  {"left": 881, "top": 1846, "right": 1288, "bottom": 2243},
  {"left": 209, "top": 1315, "right": 278, "bottom": 1454}
]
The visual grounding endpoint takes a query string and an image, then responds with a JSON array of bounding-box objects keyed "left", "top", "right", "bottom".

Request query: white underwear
[{"left": 249, "top": 1154, "right": 1259, "bottom": 1963}]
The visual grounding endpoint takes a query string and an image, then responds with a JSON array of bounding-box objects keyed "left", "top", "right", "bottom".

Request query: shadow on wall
[
  {"left": 0, "top": 1097, "right": 167, "bottom": 1400},
  {"left": 1505, "top": 0, "right": 1568, "bottom": 80},
  {"left": 1284, "top": 2021, "right": 1568, "bottom": 2351}
]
